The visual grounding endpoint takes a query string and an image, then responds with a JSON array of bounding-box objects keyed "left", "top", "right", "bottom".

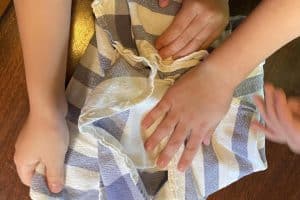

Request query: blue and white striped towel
[{"left": 30, "top": 0, "right": 267, "bottom": 199}]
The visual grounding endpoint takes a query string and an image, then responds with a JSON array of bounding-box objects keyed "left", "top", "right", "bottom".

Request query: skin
[
  {"left": 143, "top": 0, "right": 300, "bottom": 172},
  {"left": 13, "top": 0, "right": 300, "bottom": 194},
  {"left": 156, "top": 0, "right": 229, "bottom": 59},
  {"left": 13, "top": 0, "right": 72, "bottom": 193},
  {"left": 253, "top": 84, "right": 300, "bottom": 153},
  {"left": 14, "top": 0, "right": 228, "bottom": 193}
]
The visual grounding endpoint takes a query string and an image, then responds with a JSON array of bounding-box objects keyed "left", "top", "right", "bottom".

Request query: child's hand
[
  {"left": 157, "top": 0, "right": 229, "bottom": 58},
  {"left": 14, "top": 111, "right": 69, "bottom": 193},
  {"left": 142, "top": 64, "right": 234, "bottom": 172},
  {"left": 253, "top": 84, "right": 300, "bottom": 153}
]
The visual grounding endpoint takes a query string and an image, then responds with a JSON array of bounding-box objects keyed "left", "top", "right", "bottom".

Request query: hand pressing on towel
[
  {"left": 14, "top": 111, "right": 69, "bottom": 193},
  {"left": 13, "top": 0, "right": 72, "bottom": 194},
  {"left": 142, "top": 63, "right": 235, "bottom": 172},
  {"left": 156, "top": 0, "right": 229, "bottom": 59},
  {"left": 253, "top": 84, "right": 300, "bottom": 153}
]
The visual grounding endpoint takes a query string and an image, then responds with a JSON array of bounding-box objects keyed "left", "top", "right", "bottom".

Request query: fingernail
[
  {"left": 177, "top": 164, "right": 185, "bottom": 172},
  {"left": 50, "top": 183, "right": 62, "bottom": 193}
]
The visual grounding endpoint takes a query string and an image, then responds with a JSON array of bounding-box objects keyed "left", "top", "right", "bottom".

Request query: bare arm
[
  {"left": 207, "top": 0, "right": 300, "bottom": 86},
  {"left": 143, "top": 0, "right": 300, "bottom": 171},
  {"left": 14, "top": 0, "right": 72, "bottom": 115},
  {"left": 13, "top": 0, "right": 72, "bottom": 193}
]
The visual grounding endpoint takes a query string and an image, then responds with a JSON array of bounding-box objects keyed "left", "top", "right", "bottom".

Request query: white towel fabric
[{"left": 30, "top": 0, "right": 267, "bottom": 199}]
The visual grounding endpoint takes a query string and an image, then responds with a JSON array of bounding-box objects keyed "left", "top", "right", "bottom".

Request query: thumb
[
  {"left": 159, "top": 0, "right": 170, "bottom": 8},
  {"left": 45, "top": 158, "right": 65, "bottom": 193}
]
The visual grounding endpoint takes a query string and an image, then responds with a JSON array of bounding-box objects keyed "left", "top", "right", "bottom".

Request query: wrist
[
  {"left": 29, "top": 95, "right": 68, "bottom": 118},
  {"left": 198, "top": 60, "right": 240, "bottom": 93}
]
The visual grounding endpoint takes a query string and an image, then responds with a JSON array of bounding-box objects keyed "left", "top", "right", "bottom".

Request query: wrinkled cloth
[{"left": 30, "top": 0, "right": 267, "bottom": 199}]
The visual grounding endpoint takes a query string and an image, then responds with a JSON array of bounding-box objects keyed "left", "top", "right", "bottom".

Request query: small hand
[
  {"left": 253, "top": 83, "right": 300, "bottom": 153},
  {"left": 157, "top": 0, "right": 229, "bottom": 58},
  {"left": 14, "top": 111, "right": 69, "bottom": 193},
  {"left": 142, "top": 63, "right": 234, "bottom": 172}
]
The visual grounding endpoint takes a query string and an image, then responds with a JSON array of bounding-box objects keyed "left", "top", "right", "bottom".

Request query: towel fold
[{"left": 30, "top": 1, "right": 267, "bottom": 199}]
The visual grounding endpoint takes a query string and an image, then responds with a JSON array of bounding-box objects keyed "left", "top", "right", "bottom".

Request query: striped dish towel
[{"left": 30, "top": 0, "right": 267, "bottom": 199}]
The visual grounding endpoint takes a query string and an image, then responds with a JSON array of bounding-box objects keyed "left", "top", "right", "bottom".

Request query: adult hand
[{"left": 157, "top": 0, "right": 229, "bottom": 58}]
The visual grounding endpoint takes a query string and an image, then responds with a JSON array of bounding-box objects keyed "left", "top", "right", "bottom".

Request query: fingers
[
  {"left": 177, "top": 131, "right": 202, "bottom": 172},
  {"left": 202, "top": 128, "right": 215, "bottom": 146},
  {"left": 253, "top": 84, "right": 291, "bottom": 144},
  {"left": 156, "top": 123, "right": 189, "bottom": 168},
  {"left": 15, "top": 160, "right": 38, "bottom": 186},
  {"left": 158, "top": 0, "right": 169, "bottom": 8},
  {"left": 274, "top": 89, "right": 294, "bottom": 132},
  {"left": 155, "top": 7, "right": 196, "bottom": 50},
  {"left": 252, "top": 121, "right": 284, "bottom": 143},
  {"left": 172, "top": 23, "right": 219, "bottom": 58},
  {"left": 253, "top": 95, "right": 271, "bottom": 125},
  {"left": 158, "top": 16, "right": 207, "bottom": 58},
  {"left": 142, "top": 100, "right": 171, "bottom": 129},
  {"left": 254, "top": 86, "right": 300, "bottom": 153},
  {"left": 144, "top": 111, "right": 179, "bottom": 151},
  {"left": 199, "top": 27, "right": 224, "bottom": 50},
  {"left": 45, "top": 156, "right": 65, "bottom": 193},
  {"left": 264, "top": 84, "right": 280, "bottom": 126}
]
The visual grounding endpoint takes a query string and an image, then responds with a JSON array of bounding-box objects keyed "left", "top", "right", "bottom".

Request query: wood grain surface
[
  {"left": 0, "top": 0, "right": 299, "bottom": 199},
  {"left": 0, "top": 0, "right": 10, "bottom": 18}
]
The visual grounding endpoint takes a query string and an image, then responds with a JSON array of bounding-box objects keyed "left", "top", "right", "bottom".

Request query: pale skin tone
[
  {"left": 143, "top": 0, "right": 300, "bottom": 171},
  {"left": 156, "top": 0, "right": 229, "bottom": 58},
  {"left": 13, "top": 0, "right": 300, "bottom": 194},
  {"left": 253, "top": 84, "right": 300, "bottom": 153},
  {"left": 13, "top": 0, "right": 71, "bottom": 193}
]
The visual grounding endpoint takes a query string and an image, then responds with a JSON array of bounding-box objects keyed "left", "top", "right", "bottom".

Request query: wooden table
[
  {"left": 0, "top": 0, "right": 10, "bottom": 18},
  {"left": 1, "top": 0, "right": 300, "bottom": 199}
]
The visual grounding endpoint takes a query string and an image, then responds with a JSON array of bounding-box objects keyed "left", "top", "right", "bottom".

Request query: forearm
[
  {"left": 14, "top": 0, "right": 72, "bottom": 116},
  {"left": 206, "top": 0, "right": 300, "bottom": 88}
]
